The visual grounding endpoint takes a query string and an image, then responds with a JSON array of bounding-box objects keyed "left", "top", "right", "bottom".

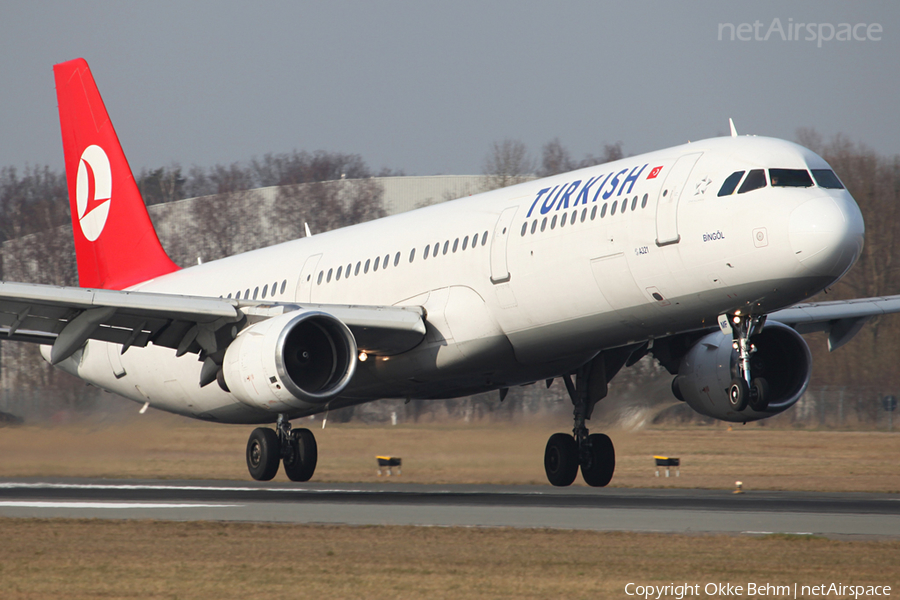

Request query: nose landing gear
[
  {"left": 727, "top": 314, "right": 769, "bottom": 412},
  {"left": 245, "top": 414, "right": 318, "bottom": 482}
]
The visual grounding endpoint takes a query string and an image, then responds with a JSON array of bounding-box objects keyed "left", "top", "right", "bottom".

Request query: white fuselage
[{"left": 48, "top": 136, "right": 864, "bottom": 423}]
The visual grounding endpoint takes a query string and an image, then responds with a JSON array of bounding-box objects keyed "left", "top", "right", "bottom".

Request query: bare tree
[
  {"left": 481, "top": 139, "right": 534, "bottom": 191},
  {"left": 539, "top": 138, "right": 575, "bottom": 177}
]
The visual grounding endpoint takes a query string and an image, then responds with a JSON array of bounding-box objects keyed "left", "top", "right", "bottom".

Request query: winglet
[
  {"left": 729, "top": 118, "right": 738, "bottom": 138},
  {"left": 54, "top": 58, "right": 180, "bottom": 290}
]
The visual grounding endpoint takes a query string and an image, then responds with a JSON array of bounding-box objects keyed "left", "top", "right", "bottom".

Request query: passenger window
[
  {"left": 520, "top": 222, "right": 527, "bottom": 236},
  {"left": 317, "top": 272, "right": 323, "bottom": 285},
  {"left": 253, "top": 287, "right": 259, "bottom": 299},
  {"left": 560, "top": 213, "right": 566, "bottom": 228},
  {"left": 336, "top": 266, "right": 342, "bottom": 281},
  {"left": 581, "top": 208, "right": 587, "bottom": 222},
  {"left": 424, "top": 244, "right": 430, "bottom": 259},
  {"left": 472, "top": 232, "right": 479, "bottom": 246},
  {"left": 235, "top": 291, "right": 241, "bottom": 299},
  {"left": 738, "top": 169, "right": 767, "bottom": 193},
  {"left": 611, "top": 200, "right": 618, "bottom": 215},
  {"left": 409, "top": 248, "right": 416, "bottom": 263},
  {"left": 281, "top": 280, "right": 286, "bottom": 294},
  {"left": 551, "top": 215, "right": 557, "bottom": 229},
  {"left": 641, "top": 193, "right": 648, "bottom": 208},
  {"left": 769, "top": 168, "right": 813, "bottom": 187},
  {"left": 718, "top": 171, "right": 745, "bottom": 196},
  {"left": 530, "top": 220, "right": 537, "bottom": 234},
  {"left": 442, "top": 241, "right": 449, "bottom": 255},
  {"left": 482, "top": 231, "right": 488, "bottom": 246},
  {"left": 591, "top": 205, "right": 597, "bottom": 220},
  {"left": 811, "top": 169, "right": 844, "bottom": 189},
  {"left": 326, "top": 269, "right": 332, "bottom": 283},
  {"left": 227, "top": 293, "right": 232, "bottom": 299},
  {"left": 273, "top": 282, "right": 278, "bottom": 295},
  {"left": 245, "top": 289, "right": 250, "bottom": 298},
  {"left": 355, "top": 262, "right": 361, "bottom": 275},
  {"left": 570, "top": 211, "right": 577, "bottom": 225},
  {"left": 262, "top": 284, "right": 268, "bottom": 298},
  {"left": 631, "top": 196, "right": 638, "bottom": 211},
  {"left": 600, "top": 203, "right": 607, "bottom": 218},
  {"left": 394, "top": 252, "right": 400, "bottom": 267},
  {"left": 540, "top": 218, "right": 547, "bottom": 232},
  {"left": 364, "top": 259, "right": 370, "bottom": 273},
  {"left": 384, "top": 254, "right": 390, "bottom": 268},
  {"left": 374, "top": 257, "right": 380, "bottom": 271},
  {"left": 452, "top": 239, "right": 459, "bottom": 252},
  {"left": 463, "top": 236, "right": 469, "bottom": 250},
  {"left": 346, "top": 264, "right": 351, "bottom": 277},
  {"left": 433, "top": 244, "right": 439, "bottom": 258}
]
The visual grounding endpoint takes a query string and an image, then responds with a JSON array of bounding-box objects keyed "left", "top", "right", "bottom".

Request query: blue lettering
[
  {"left": 574, "top": 175, "right": 601, "bottom": 206},
  {"left": 617, "top": 164, "right": 648, "bottom": 196},
  {"left": 592, "top": 173, "right": 613, "bottom": 202},
  {"left": 527, "top": 187, "right": 551, "bottom": 218},
  {"left": 541, "top": 185, "right": 564, "bottom": 215},
  {"left": 555, "top": 180, "right": 581, "bottom": 211},
  {"left": 603, "top": 169, "right": 628, "bottom": 200}
]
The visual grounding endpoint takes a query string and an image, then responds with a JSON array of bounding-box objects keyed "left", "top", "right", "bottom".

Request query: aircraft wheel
[
  {"left": 728, "top": 378, "right": 749, "bottom": 412},
  {"left": 544, "top": 433, "right": 579, "bottom": 487},
  {"left": 749, "top": 378, "right": 770, "bottom": 412},
  {"left": 246, "top": 427, "right": 281, "bottom": 481},
  {"left": 283, "top": 428, "right": 318, "bottom": 482},
  {"left": 581, "top": 433, "right": 615, "bottom": 487}
]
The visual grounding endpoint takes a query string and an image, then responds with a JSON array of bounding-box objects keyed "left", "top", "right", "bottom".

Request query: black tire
[
  {"left": 283, "top": 428, "right": 318, "bottom": 482},
  {"left": 581, "top": 433, "right": 615, "bottom": 487},
  {"left": 544, "top": 433, "right": 579, "bottom": 487},
  {"left": 246, "top": 427, "right": 280, "bottom": 481},
  {"left": 749, "top": 378, "right": 770, "bottom": 412},
  {"left": 728, "top": 378, "right": 749, "bottom": 411}
]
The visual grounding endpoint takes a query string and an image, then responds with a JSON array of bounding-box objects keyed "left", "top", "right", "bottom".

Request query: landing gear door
[
  {"left": 490, "top": 206, "right": 519, "bottom": 284},
  {"left": 294, "top": 253, "right": 322, "bottom": 302},
  {"left": 655, "top": 152, "right": 702, "bottom": 246}
]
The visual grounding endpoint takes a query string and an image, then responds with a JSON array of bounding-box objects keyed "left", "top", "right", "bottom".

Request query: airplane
[{"left": 2, "top": 57, "right": 895, "bottom": 487}]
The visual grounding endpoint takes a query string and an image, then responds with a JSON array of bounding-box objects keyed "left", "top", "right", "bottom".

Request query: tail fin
[{"left": 54, "top": 58, "right": 179, "bottom": 290}]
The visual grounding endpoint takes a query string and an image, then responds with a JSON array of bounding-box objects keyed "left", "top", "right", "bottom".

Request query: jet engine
[
  {"left": 222, "top": 310, "right": 357, "bottom": 412},
  {"left": 672, "top": 321, "right": 811, "bottom": 422}
]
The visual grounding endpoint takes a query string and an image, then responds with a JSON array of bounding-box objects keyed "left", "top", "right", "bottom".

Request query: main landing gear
[
  {"left": 727, "top": 314, "right": 769, "bottom": 413},
  {"left": 544, "top": 355, "right": 617, "bottom": 487},
  {"left": 246, "top": 415, "right": 318, "bottom": 482}
]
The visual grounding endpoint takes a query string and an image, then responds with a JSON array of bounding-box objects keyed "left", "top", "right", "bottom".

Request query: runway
[{"left": 0, "top": 478, "right": 897, "bottom": 539}]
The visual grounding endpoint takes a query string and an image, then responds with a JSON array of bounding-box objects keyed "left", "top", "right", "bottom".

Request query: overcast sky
[{"left": 1, "top": 1, "right": 897, "bottom": 177}]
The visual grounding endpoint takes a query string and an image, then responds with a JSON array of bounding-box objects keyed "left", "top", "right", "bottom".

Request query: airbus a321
[{"left": 3, "top": 58, "right": 894, "bottom": 486}]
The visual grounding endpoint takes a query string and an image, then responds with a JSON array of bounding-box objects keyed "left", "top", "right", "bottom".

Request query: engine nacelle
[
  {"left": 673, "top": 321, "right": 811, "bottom": 422},
  {"left": 222, "top": 310, "right": 357, "bottom": 412}
]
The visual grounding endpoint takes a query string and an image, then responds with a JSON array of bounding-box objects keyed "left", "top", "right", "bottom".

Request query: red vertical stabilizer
[{"left": 54, "top": 58, "right": 179, "bottom": 289}]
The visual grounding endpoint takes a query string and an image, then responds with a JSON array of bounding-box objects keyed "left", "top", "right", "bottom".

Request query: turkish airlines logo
[{"left": 75, "top": 145, "right": 112, "bottom": 241}]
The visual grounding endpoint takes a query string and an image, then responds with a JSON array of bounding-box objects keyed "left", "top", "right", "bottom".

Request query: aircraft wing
[
  {"left": 767, "top": 294, "right": 900, "bottom": 351},
  {"left": 0, "top": 281, "right": 426, "bottom": 364}
]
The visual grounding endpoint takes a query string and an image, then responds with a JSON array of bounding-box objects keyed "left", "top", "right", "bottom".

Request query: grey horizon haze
[{"left": 1, "top": 1, "right": 898, "bottom": 177}]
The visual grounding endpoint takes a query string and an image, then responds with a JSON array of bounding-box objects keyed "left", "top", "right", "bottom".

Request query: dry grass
[
  {"left": 0, "top": 519, "right": 897, "bottom": 600},
  {"left": 0, "top": 413, "right": 898, "bottom": 492}
]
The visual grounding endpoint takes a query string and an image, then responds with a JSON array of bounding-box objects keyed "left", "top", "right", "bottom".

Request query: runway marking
[
  {"left": 0, "top": 501, "right": 239, "bottom": 509},
  {"left": 742, "top": 531, "right": 814, "bottom": 535}
]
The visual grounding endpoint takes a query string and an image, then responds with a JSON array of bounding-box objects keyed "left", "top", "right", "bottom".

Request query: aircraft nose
[{"left": 789, "top": 195, "right": 864, "bottom": 278}]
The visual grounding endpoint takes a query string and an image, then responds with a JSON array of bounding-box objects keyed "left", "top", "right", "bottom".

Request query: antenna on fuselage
[
  {"left": 729, "top": 118, "right": 738, "bottom": 137},
  {"left": 305, "top": 222, "right": 313, "bottom": 237}
]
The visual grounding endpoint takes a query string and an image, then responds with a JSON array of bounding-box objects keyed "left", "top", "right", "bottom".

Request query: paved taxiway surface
[{"left": 0, "top": 479, "right": 897, "bottom": 538}]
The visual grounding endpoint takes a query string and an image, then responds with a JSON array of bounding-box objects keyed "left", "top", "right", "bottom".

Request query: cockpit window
[
  {"left": 717, "top": 171, "right": 745, "bottom": 197},
  {"left": 769, "top": 169, "right": 813, "bottom": 187},
  {"left": 811, "top": 169, "right": 845, "bottom": 189},
  {"left": 737, "top": 169, "right": 767, "bottom": 194}
]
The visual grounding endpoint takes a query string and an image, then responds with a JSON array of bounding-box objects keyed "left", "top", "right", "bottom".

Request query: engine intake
[
  {"left": 673, "top": 321, "right": 811, "bottom": 422},
  {"left": 223, "top": 310, "right": 357, "bottom": 411}
]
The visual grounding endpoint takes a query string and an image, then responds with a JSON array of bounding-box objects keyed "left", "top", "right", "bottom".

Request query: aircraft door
[
  {"left": 294, "top": 253, "right": 322, "bottom": 302},
  {"left": 655, "top": 152, "right": 702, "bottom": 246},
  {"left": 489, "top": 206, "right": 519, "bottom": 284}
]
